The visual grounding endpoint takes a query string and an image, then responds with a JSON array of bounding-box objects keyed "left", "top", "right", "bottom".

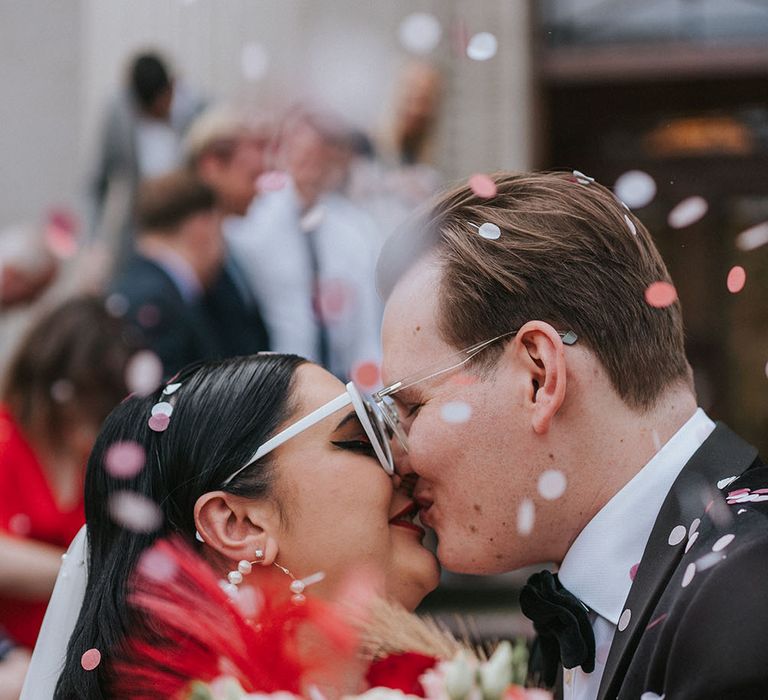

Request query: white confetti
[
  {"left": 681, "top": 562, "right": 696, "bottom": 588},
  {"left": 688, "top": 518, "right": 701, "bottom": 538},
  {"left": 618, "top": 608, "right": 631, "bottom": 631},
  {"left": 624, "top": 214, "right": 637, "bottom": 236},
  {"left": 712, "top": 533, "right": 735, "bottom": 552},
  {"left": 517, "top": 498, "right": 535, "bottom": 536},
  {"left": 240, "top": 42, "right": 269, "bottom": 81},
  {"left": 717, "top": 476, "right": 739, "bottom": 490},
  {"left": 467, "top": 32, "right": 497, "bottom": 61},
  {"left": 685, "top": 530, "right": 699, "bottom": 553},
  {"left": 735, "top": 222, "right": 768, "bottom": 252},
  {"left": 738, "top": 508, "right": 747, "bottom": 515},
  {"left": 695, "top": 551, "right": 723, "bottom": 571},
  {"left": 614, "top": 170, "right": 657, "bottom": 209},
  {"left": 641, "top": 692, "right": 665, "bottom": 700},
  {"left": 151, "top": 402, "right": 174, "bottom": 417},
  {"left": 105, "top": 293, "right": 129, "bottom": 318},
  {"left": 163, "top": 383, "right": 182, "bottom": 396},
  {"left": 538, "top": 470, "right": 567, "bottom": 501},
  {"left": 125, "top": 351, "right": 163, "bottom": 396},
  {"left": 109, "top": 491, "right": 162, "bottom": 533},
  {"left": 478, "top": 222, "right": 501, "bottom": 240},
  {"left": 440, "top": 401, "right": 472, "bottom": 424},
  {"left": 573, "top": 169, "right": 594, "bottom": 185},
  {"left": 667, "top": 196, "right": 708, "bottom": 229},
  {"left": 398, "top": 12, "right": 442, "bottom": 55},
  {"left": 668, "top": 524, "right": 687, "bottom": 546}
]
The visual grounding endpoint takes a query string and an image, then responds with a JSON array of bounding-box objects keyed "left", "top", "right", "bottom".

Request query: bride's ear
[{"left": 194, "top": 491, "right": 280, "bottom": 566}]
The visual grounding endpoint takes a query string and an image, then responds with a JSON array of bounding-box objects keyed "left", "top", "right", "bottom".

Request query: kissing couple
[{"left": 25, "top": 172, "right": 768, "bottom": 699}]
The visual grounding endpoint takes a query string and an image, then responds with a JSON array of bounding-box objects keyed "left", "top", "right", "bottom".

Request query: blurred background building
[{"left": 1, "top": 0, "right": 767, "bottom": 657}]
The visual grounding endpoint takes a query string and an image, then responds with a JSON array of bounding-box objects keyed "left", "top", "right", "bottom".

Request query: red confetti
[
  {"left": 468, "top": 173, "right": 497, "bottom": 199},
  {"left": 81, "top": 648, "right": 102, "bottom": 671},
  {"left": 629, "top": 562, "right": 640, "bottom": 581},
  {"left": 726, "top": 266, "right": 746, "bottom": 294},
  {"left": 148, "top": 413, "right": 170, "bottom": 432},
  {"left": 104, "top": 441, "right": 146, "bottom": 479},
  {"left": 351, "top": 361, "right": 381, "bottom": 391},
  {"left": 644, "top": 281, "right": 677, "bottom": 308}
]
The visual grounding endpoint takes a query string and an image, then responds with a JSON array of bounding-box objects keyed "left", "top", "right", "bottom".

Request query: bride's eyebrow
[{"left": 333, "top": 411, "right": 359, "bottom": 432}]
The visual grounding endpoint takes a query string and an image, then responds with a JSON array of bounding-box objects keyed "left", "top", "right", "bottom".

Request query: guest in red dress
[{"left": 0, "top": 297, "right": 139, "bottom": 649}]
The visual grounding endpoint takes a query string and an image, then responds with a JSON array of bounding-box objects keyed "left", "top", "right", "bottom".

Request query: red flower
[{"left": 366, "top": 653, "right": 438, "bottom": 696}]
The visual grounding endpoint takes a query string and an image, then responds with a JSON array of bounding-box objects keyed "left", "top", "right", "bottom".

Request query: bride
[{"left": 25, "top": 354, "right": 440, "bottom": 699}]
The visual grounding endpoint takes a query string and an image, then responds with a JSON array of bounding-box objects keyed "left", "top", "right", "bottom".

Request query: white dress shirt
[
  {"left": 557, "top": 408, "right": 716, "bottom": 700},
  {"left": 225, "top": 182, "right": 383, "bottom": 380}
]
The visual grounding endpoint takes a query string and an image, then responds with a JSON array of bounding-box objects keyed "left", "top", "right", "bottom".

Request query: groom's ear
[
  {"left": 194, "top": 491, "right": 280, "bottom": 565},
  {"left": 516, "top": 321, "right": 567, "bottom": 435}
]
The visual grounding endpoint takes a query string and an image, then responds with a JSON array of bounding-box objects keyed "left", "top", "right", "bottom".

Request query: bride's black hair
[{"left": 55, "top": 353, "right": 307, "bottom": 699}]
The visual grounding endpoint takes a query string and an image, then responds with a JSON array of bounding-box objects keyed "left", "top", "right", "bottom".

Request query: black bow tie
[{"left": 519, "top": 571, "right": 596, "bottom": 687}]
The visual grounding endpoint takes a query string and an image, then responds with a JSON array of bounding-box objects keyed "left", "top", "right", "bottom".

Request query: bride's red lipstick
[{"left": 389, "top": 501, "right": 426, "bottom": 537}]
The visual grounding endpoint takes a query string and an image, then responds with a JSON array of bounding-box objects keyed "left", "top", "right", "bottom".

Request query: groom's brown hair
[{"left": 377, "top": 171, "right": 692, "bottom": 410}]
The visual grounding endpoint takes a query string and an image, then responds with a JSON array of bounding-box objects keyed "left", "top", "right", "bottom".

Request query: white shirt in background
[{"left": 557, "top": 408, "right": 716, "bottom": 700}]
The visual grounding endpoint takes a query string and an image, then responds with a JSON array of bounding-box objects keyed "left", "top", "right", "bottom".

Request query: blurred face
[
  {"left": 381, "top": 260, "right": 554, "bottom": 575},
  {"left": 268, "top": 364, "right": 439, "bottom": 610},
  {"left": 200, "top": 133, "right": 269, "bottom": 216},
  {"left": 283, "top": 123, "right": 335, "bottom": 207}
]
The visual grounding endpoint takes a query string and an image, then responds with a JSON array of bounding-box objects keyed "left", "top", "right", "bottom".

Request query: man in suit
[
  {"left": 110, "top": 170, "right": 224, "bottom": 376},
  {"left": 376, "top": 171, "right": 768, "bottom": 698}
]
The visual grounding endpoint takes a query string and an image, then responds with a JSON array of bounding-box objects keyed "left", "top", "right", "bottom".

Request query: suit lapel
[{"left": 597, "top": 423, "right": 757, "bottom": 700}]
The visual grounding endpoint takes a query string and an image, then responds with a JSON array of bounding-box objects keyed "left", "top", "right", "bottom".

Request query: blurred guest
[
  {"left": 185, "top": 107, "right": 271, "bottom": 357},
  {"left": 227, "top": 109, "right": 382, "bottom": 380},
  {"left": 110, "top": 171, "right": 225, "bottom": 376},
  {"left": 0, "top": 632, "right": 28, "bottom": 700},
  {"left": 0, "top": 297, "right": 138, "bottom": 650},
  {"left": 89, "top": 51, "right": 204, "bottom": 271}
]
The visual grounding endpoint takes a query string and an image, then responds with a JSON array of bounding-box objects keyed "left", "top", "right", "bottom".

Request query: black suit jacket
[
  {"left": 111, "top": 253, "right": 224, "bottom": 376},
  {"left": 202, "top": 256, "right": 270, "bottom": 359},
  {"left": 592, "top": 423, "right": 768, "bottom": 699}
]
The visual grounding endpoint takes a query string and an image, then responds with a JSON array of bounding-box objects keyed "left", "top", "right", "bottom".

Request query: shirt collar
[{"left": 557, "top": 408, "right": 715, "bottom": 624}]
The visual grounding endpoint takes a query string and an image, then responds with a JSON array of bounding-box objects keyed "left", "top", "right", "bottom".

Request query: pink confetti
[
  {"left": 109, "top": 491, "right": 162, "bottom": 533},
  {"left": 351, "top": 361, "right": 381, "bottom": 391},
  {"left": 8, "top": 513, "right": 31, "bottom": 536},
  {"left": 148, "top": 413, "right": 170, "bottom": 432},
  {"left": 316, "top": 279, "right": 354, "bottom": 323},
  {"left": 644, "top": 281, "right": 678, "bottom": 308},
  {"left": 726, "top": 266, "right": 746, "bottom": 294},
  {"left": 727, "top": 488, "right": 750, "bottom": 498},
  {"left": 44, "top": 209, "right": 80, "bottom": 259},
  {"left": 81, "top": 648, "right": 101, "bottom": 671},
  {"left": 256, "top": 170, "right": 289, "bottom": 193},
  {"left": 645, "top": 613, "right": 667, "bottom": 631},
  {"left": 468, "top": 174, "right": 497, "bottom": 199},
  {"left": 629, "top": 562, "right": 640, "bottom": 581},
  {"left": 104, "top": 441, "right": 145, "bottom": 478},
  {"left": 138, "top": 548, "right": 177, "bottom": 582}
]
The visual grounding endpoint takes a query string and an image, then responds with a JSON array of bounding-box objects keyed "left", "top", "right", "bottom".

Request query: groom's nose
[{"left": 391, "top": 438, "right": 415, "bottom": 477}]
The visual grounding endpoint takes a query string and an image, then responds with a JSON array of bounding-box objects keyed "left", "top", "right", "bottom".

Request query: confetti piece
[
  {"left": 240, "top": 42, "right": 269, "bottom": 81},
  {"left": 538, "top": 469, "right": 567, "bottom": 500},
  {"left": 125, "top": 351, "right": 163, "bottom": 396},
  {"left": 738, "top": 508, "right": 747, "bottom": 514},
  {"left": 139, "top": 548, "right": 177, "bottom": 582},
  {"left": 688, "top": 518, "right": 701, "bottom": 537},
  {"left": 629, "top": 562, "right": 640, "bottom": 581},
  {"left": 645, "top": 281, "right": 677, "bottom": 308},
  {"left": 105, "top": 293, "right": 129, "bottom": 318},
  {"left": 681, "top": 562, "right": 696, "bottom": 588},
  {"left": 300, "top": 205, "right": 325, "bottom": 232},
  {"left": 151, "top": 401, "right": 174, "bottom": 417},
  {"left": 695, "top": 551, "right": 722, "bottom": 571},
  {"left": 624, "top": 214, "right": 637, "bottom": 236},
  {"left": 641, "top": 692, "right": 664, "bottom": 700},
  {"left": 667, "top": 196, "right": 708, "bottom": 229},
  {"left": 104, "top": 441, "right": 146, "bottom": 479},
  {"left": 614, "top": 170, "right": 657, "bottom": 209},
  {"left": 109, "top": 491, "right": 162, "bottom": 533},
  {"left": 478, "top": 222, "right": 501, "bottom": 240},
  {"left": 148, "top": 413, "right": 170, "bottom": 432},
  {"left": 351, "top": 361, "right": 381, "bottom": 392},
  {"left": 717, "top": 476, "right": 739, "bottom": 489},
  {"left": 51, "top": 379, "right": 75, "bottom": 403},
  {"left": 645, "top": 614, "right": 667, "bottom": 631},
  {"left": 256, "top": 171, "right": 289, "bottom": 193},
  {"left": 8, "top": 513, "right": 31, "bottom": 536},
  {"left": 572, "top": 169, "right": 595, "bottom": 185},
  {"left": 712, "top": 533, "right": 735, "bottom": 552},
  {"left": 618, "top": 608, "right": 631, "bottom": 631},
  {"left": 81, "top": 648, "right": 101, "bottom": 671},
  {"left": 317, "top": 279, "right": 355, "bottom": 323},
  {"left": 726, "top": 266, "right": 746, "bottom": 294},
  {"left": 517, "top": 498, "right": 535, "bottom": 536},
  {"left": 45, "top": 209, "right": 80, "bottom": 259},
  {"left": 398, "top": 12, "right": 442, "bottom": 55},
  {"left": 468, "top": 173, "right": 497, "bottom": 199},
  {"left": 163, "top": 382, "right": 182, "bottom": 395},
  {"left": 668, "top": 524, "right": 686, "bottom": 546},
  {"left": 466, "top": 31, "right": 497, "bottom": 61},
  {"left": 440, "top": 401, "right": 472, "bottom": 423},
  {"left": 735, "top": 222, "right": 768, "bottom": 251},
  {"left": 685, "top": 530, "right": 699, "bottom": 553}
]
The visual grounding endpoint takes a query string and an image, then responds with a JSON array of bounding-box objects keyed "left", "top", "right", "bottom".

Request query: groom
[{"left": 376, "top": 171, "right": 768, "bottom": 699}]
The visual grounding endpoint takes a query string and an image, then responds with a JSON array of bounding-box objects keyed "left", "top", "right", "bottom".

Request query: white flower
[
  {"left": 347, "top": 688, "right": 421, "bottom": 700},
  {"left": 442, "top": 653, "right": 477, "bottom": 700},
  {"left": 478, "top": 642, "right": 513, "bottom": 700}
]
